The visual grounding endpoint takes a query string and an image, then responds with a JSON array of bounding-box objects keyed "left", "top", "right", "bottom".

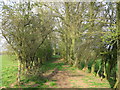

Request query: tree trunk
[
  {"left": 96, "top": 59, "right": 104, "bottom": 77},
  {"left": 103, "top": 61, "right": 107, "bottom": 79},
  {"left": 118, "top": 57, "right": 120, "bottom": 89},
  {"left": 82, "top": 59, "right": 88, "bottom": 72},
  {"left": 73, "top": 57, "right": 79, "bottom": 68},
  {"left": 91, "top": 61, "right": 96, "bottom": 74},
  {"left": 17, "top": 59, "right": 21, "bottom": 85},
  {"left": 106, "top": 62, "right": 111, "bottom": 79},
  {"left": 115, "top": 2, "right": 120, "bottom": 89}
]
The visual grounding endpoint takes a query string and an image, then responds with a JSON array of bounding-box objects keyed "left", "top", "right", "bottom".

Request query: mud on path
[{"left": 43, "top": 59, "right": 110, "bottom": 88}]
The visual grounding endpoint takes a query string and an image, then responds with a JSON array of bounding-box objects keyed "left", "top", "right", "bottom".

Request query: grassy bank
[
  {"left": 1, "top": 55, "right": 64, "bottom": 88},
  {"left": 1, "top": 55, "right": 17, "bottom": 87},
  {"left": 1, "top": 55, "right": 111, "bottom": 88}
]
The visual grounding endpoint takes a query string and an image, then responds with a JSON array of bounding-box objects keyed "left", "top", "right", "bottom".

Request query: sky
[
  {"left": 0, "top": 33, "right": 5, "bottom": 52},
  {"left": 0, "top": 29, "right": 6, "bottom": 52}
]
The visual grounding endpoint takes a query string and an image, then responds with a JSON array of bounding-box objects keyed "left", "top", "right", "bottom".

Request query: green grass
[
  {"left": 82, "top": 75, "right": 111, "bottom": 88},
  {"left": 1, "top": 55, "right": 111, "bottom": 88},
  {"left": 66, "top": 66, "right": 77, "bottom": 73},
  {"left": 1, "top": 55, "right": 63, "bottom": 88},
  {"left": 2, "top": 55, "right": 17, "bottom": 67},
  {"left": 49, "top": 81, "right": 57, "bottom": 86},
  {"left": 52, "top": 55, "right": 61, "bottom": 59},
  {"left": 1, "top": 55, "right": 18, "bottom": 87},
  {"left": 40, "top": 60, "right": 64, "bottom": 73}
]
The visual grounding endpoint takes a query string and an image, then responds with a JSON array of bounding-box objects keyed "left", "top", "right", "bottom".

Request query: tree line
[{"left": 0, "top": 1, "right": 120, "bottom": 89}]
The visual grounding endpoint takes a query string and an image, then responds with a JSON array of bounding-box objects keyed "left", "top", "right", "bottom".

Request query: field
[
  {"left": 1, "top": 55, "right": 18, "bottom": 87},
  {"left": 1, "top": 55, "right": 111, "bottom": 88}
]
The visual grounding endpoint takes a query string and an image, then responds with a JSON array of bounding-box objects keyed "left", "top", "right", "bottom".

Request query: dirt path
[
  {"left": 43, "top": 59, "right": 110, "bottom": 88},
  {"left": 49, "top": 68, "right": 89, "bottom": 88}
]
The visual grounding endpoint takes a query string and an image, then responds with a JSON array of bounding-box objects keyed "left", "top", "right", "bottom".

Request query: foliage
[{"left": 0, "top": 1, "right": 120, "bottom": 88}]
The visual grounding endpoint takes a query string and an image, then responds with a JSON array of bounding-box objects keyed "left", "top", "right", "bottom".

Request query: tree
[
  {"left": 1, "top": 1, "right": 54, "bottom": 84},
  {"left": 114, "top": 1, "right": 120, "bottom": 89}
]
